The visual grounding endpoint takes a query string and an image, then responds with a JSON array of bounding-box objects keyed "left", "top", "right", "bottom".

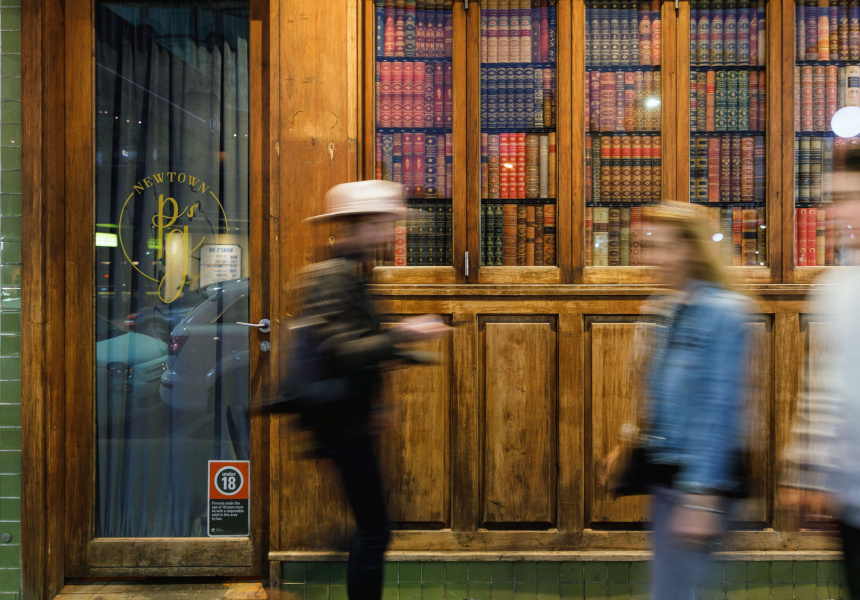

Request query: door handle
[{"left": 236, "top": 318, "right": 271, "bottom": 334}]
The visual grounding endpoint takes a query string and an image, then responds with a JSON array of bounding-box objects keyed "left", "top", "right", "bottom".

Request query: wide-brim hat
[{"left": 306, "top": 180, "right": 406, "bottom": 222}]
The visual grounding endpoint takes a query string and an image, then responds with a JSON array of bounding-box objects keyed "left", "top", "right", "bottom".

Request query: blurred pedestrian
[
  {"left": 782, "top": 146, "right": 860, "bottom": 598},
  {"left": 603, "top": 202, "right": 751, "bottom": 599},
  {"left": 297, "top": 180, "right": 451, "bottom": 600}
]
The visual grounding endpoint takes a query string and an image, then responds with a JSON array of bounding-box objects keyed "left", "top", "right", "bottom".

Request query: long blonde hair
[{"left": 645, "top": 201, "right": 736, "bottom": 290}]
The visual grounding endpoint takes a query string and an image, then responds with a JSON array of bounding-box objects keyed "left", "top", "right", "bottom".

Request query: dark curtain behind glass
[{"left": 95, "top": 2, "right": 250, "bottom": 537}]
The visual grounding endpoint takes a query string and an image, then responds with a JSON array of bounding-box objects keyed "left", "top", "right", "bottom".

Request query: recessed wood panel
[
  {"left": 588, "top": 320, "right": 651, "bottom": 525},
  {"left": 377, "top": 319, "right": 453, "bottom": 528},
  {"left": 481, "top": 318, "right": 557, "bottom": 528}
]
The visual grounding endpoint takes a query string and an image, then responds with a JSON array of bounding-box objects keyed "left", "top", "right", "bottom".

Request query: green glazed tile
[
  {"left": 421, "top": 582, "right": 443, "bottom": 600},
  {"left": 468, "top": 582, "right": 490, "bottom": 600},
  {"left": 559, "top": 583, "right": 583, "bottom": 600},
  {"left": 795, "top": 562, "right": 817, "bottom": 583},
  {"left": 469, "top": 562, "right": 491, "bottom": 583},
  {"left": 0, "top": 124, "right": 18, "bottom": 147},
  {"left": 537, "top": 582, "right": 561, "bottom": 600},
  {"left": 282, "top": 563, "right": 306, "bottom": 584},
  {"left": 538, "top": 563, "right": 560, "bottom": 583},
  {"left": 382, "top": 584, "right": 399, "bottom": 600},
  {"left": 493, "top": 563, "right": 515, "bottom": 584},
  {"left": 401, "top": 563, "right": 421, "bottom": 583},
  {"left": 606, "top": 583, "right": 628, "bottom": 600},
  {"left": 330, "top": 563, "right": 346, "bottom": 584},
  {"left": 0, "top": 568, "right": 19, "bottom": 592},
  {"left": 0, "top": 82, "right": 15, "bottom": 109},
  {"left": 0, "top": 8, "right": 21, "bottom": 31},
  {"left": 630, "top": 562, "right": 649, "bottom": 584},
  {"left": 422, "top": 563, "right": 444, "bottom": 583},
  {"left": 631, "top": 582, "right": 650, "bottom": 600},
  {"left": 0, "top": 381, "right": 20, "bottom": 402},
  {"left": 0, "top": 356, "right": 19, "bottom": 380},
  {"left": 0, "top": 57, "right": 18, "bottom": 82},
  {"left": 0, "top": 102, "right": 18, "bottom": 126},
  {"left": 278, "top": 583, "right": 305, "bottom": 600},
  {"left": 491, "top": 584, "right": 515, "bottom": 600},
  {"left": 698, "top": 585, "right": 724, "bottom": 600},
  {"left": 0, "top": 175, "right": 20, "bottom": 198},
  {"left": 770, "top": 582, "right": 794, "bottom": 600},
  {"left": 746, "top": 562, "right": 769, "bottom": 584},
  {"left": 560, "top": 563, "right": 583, "bottom": 583},
  {"left": 583, "top": 581, "right": 606, "bottom": 600},
  {"left": 0, "top": 289, "right": 19, "bottom": 301},
  {"left": 400, "top": 582, "right": 421, "bottom": 600},
  {"left": 0, "top": 241, "right": 19, "bottom": 262},
  {"left": 0, "top": 472, "right": 17, "bottom": 496},
  {"left": 384, "top": 563, "right": 398, "bottom": 584},
  {"left": 606, "top": 563, "right": 629, "bottom": 584},
  {"left": 329, "top": 584, "right": 348, "bottom": 600},
  {"left": 818, "top": 582, "right": 840, "bottom": 600},
  {"left": 818, "top": 561, "right": 842, "bottom": 584},
  {"left": 305, "top": 563, "right": 329, "bottom": 584},
  {"left": 794, "top": 582, "right": 817, "bottom": 599},
  {"left": 0, "top": 215, "right": 16, "bottom": 241},
  {"left": 1, "top": 336, "right": 20, "bottom": 357},
  {"left": 445, "top": 563, "right": 468, "bottom": 583},
  {"left": 584, "top": 564, "right": 606, "bottom": 584},
  {"left": 444, "top": 582, "right": 466, "bottom": 600},
  {"left": 305, "top": 584, "right": 327, "bottom": 600},
  {"left": 724, "top": 563, "right": 747, "bottom": 583},
  {"left": 0, "top": 405, "right": 19, "bottom": 427},
  {"left": 724, "top": 582, "right": 747, "bottom": 600},
  {"left": 0, "top": 546, "right": 17, "bottom": 567},
  {"left": 0, "top": 313, "right": 19, "bottom": 334},
  {"left": 0, "top": 2, "right": 19, "bottom": 9},
  {"left": 515, "top": 562, "right": 537, "bottom": 583},
  {"left": 0, "top": 497, "right": 19, "bottom": 521},
  {"left": 0, "top": 31, "right": 18, "bottom": 54},
  {"left": 0, "top": 429, "right": 19, "bottom": 452},
  {"left": 746, "top": 583, "right": 769, "bottom": 600},
  {"left": 514, "top": 582, "right": 537, "bottom": 599},
  {"left": 0, "top": 521, "right": 19, "bottom": 543},
  {"left": 1, "top": 265, "right": 19, "bottom": 286},
  {"left": 0, "top": 451, "right": 18, "bottom": 474}
]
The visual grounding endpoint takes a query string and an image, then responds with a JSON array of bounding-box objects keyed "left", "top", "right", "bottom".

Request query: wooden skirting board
[{"left": 54, "top": 582, "right": 267, "bottom": 600}]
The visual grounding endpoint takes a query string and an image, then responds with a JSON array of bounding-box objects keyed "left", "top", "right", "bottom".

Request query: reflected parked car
[{"left": 125, "top": 285, "right": 210, "bottom": 340}]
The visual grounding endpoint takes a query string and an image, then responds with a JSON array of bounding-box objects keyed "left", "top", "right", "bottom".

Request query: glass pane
[
  {"left": 794, "top": 0, "right": 854, "bottom": 266},
  {"left": 373, "top": 0, "right": 454, "bottom": 266},
  {"left": 584, "top": 0, "right": 662, "bottom": 267},
  {"left": 95, "top": 2, "right": 251, "bottom": 537},
  {"left": 479, "top": 0, "right": 558, "bottom": 267},
  {"left": 689, "top": 0, "right": 768, "bottom": 267}
]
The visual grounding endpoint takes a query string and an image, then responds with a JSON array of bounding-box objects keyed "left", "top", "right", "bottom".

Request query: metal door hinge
[
  {"left": 464, "top": 0, "right": 469, "bottom": 9},
  {"left": 465, "top": 251, "right": 470, "bottom": 277}
]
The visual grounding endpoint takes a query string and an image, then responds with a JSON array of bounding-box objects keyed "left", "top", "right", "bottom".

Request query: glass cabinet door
[
  {"left": 479, "top": 0, "right": 558, "bottom": 269},
  {"left": 689, "top": 0, "right": 768, "bottom": 267},
  {"left": 793, "top": 0, "right": 857, "bottom": 268},
  {"left": 583, "top": 0, "right": 662, "bottom": 267}
]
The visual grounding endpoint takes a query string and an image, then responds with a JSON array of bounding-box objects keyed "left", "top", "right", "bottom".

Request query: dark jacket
[{"left": 296, "top": 258, "right": 403, "bottom": 440}]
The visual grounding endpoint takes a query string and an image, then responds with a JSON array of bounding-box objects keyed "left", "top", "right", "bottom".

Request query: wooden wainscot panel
[
  {"left": 586, "top": 319, "right": 650, "bottom": 527},
  {"left": 480, "top": 316, "right": 558, "bottom": 529},
  {"left": 377, "top": 316, "right": 453, "bottom": 529}
]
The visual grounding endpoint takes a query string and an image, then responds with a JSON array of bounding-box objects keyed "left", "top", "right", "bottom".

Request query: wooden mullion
[
  {"left": 457, "top": 0, "right": 474, "bottom": 283},
  {"left": 676, "top": 0, "right": 691, "bottom": 204},
  {"left": 765, "top": 0, "right": 786, "bottom": 283},
  {"left": 363, "top": 0, "right": 376, "bottom": 182},
  {"left": 661, "top": 0, "right": 678, "bottom": 203},
  {"left": 558, "top": 0, "right": 574, "bottom": 283},
  {"left": 781, "top": 0, "right": 796, "bottom": 283},
  {"left": 570, "top": 0, "right": 585, "bottom": 283}
]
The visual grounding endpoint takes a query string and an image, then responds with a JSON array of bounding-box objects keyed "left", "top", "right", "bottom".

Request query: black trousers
[
  {"left": 328, "top": 434, "right": 392, "bottom": 600},
  {"left": 841, "top": 521, "right": 860, "bottom": 599}
]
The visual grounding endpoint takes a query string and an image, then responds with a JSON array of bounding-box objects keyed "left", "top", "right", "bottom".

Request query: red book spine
[
  {"left": 651, "top": 0, "right": 662, "bottom": 66},
  {"left": 402, "top": 133, "right": 414, "bottom": 197},
  {"left": 413, "top": 133, "right": 425, "bottom": 198},
  {"left": 517, "top": 132, "right": 527, "bottom": 199},
  {"left": 433, "top": 61, "right": 444, "bottom": 127},
  {"left": 444, "top": 62, "right": 453, "bottom": 128},
  {"left": 526, "top": 205, "right": 536, "bottom": 266},
  {"left": 621, "top": 136, "right": 632, "bottom": 202},
  {"left": 611, "top": 136, "right": 622, "bottom": 202},
  {"left": 825, "top": 207, "right": 835, "bottom": 265},
  {"left": 651, "top": 135, "right": 662, "bottom": 200},
  {"left": 381, "top": 61, "right": 393, "bottom": 128},
  {"left": 732, "top": 206, "right": 742, "bottom": 266},
  {"left": 706, "top": 70, "right": 716, "bottom": 131},
  {"left": 385, "top": 4, "right": 396, "bottom": 56},
  {"left": 826, "top": 64, "right": 838, "bottom": 131},
  {"left": 708, "top": 138, "right": 721, "bottom": 202},
  {"left": 392, "top": 61, "right": 404, "bottom": 127},
  {"left": 402, "top": 62, "right": 414, "bottom": 127},
  {"left": 797, "top": 208, "right": 808, "bottom": 266},
  {"left": 801, "top": 66, "right": 813, "bottom": 132},
  {"left": 436, "top": 133, "right": 446, "bottom": 200},
  {"left": 540, "top": 0, "right": 550, "bottom": 62},
  {"left": 413, "top": 61, "right": 425, "bottom": 126},
  {"left": 376, "top": 133, "right": 383, "bottom": 179},
  {"left": 482, "top": 132, "right": 489, "bottom": 200},
  {"left": 543, "top": 203, "right": 556, "bottom": 265},
  {"left": 499, "top": 133, "right": 510, "bottom": 200},
  {"left": 731, "top": 135, "right": 742, "bottom": 201},
  {"left": 720, "top": 135, "right": 731, "bottom": 202},
  {"left": 813, "top": 65, "right": 826, "bottom": 131},
  {"left": 641, "top": 136, "right": 652, "bottom": 201},
  {"left": 590, "top": 71, "right": 601, "bottom": 131},
  {"left": 759, "top": 71, "right": 766, "bottom": 130},
  {"left": 585, "top": 72, "right": 590, "bottom": 132},
  {"left": 625, "top": 72, "right": 636, "bottom": 132},
  {"left": 502, "top": 203, "right": 517, "bottom": 266},
  {"left": 741, "top": 136, "right": 754, "bottom": 201},
  {"left": 600, "top": 72, "right": 616, "bottom": 131},
  {"left": 585, "top": 205, "right": 593, "bottom": 266},
  {"left": 749, "top": 71, "right": 759, "bottom": 131},
  {"left": 807, "top": 207, "right": 818, "bottom": 265}
]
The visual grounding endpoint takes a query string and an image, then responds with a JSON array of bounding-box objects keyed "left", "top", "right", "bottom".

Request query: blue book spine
[
  {"left": 548, "top": 4, "right": 557, "bottom": 62},
  {"left": 533, "top": 5, "right": 542, "bottom": 65},
  {"left": 376, "top": 6, "right": 385, "bottom": 57},
  {"left": 425, "top": 135, "right": 438, "bottom": 198},
  {"left": 382, "top": 134, "right": 394, "bottom": 181},
  {"left": 515, "top": 67, "right": 525, "bottom": 128},
  {"left": 630, "top": 1, "right": 640, "bottom": 65},
  {"left": 620, "top": 1, "right": 630, "bottom": 64},
  {"left": 507, "top": 67, "right": 517, "bottom": 128},
  {"left": 481, "top": 67, "right": 488, "bottom": 127},
  {"left": 525, "top": 67, "right": 536, "bottom": 128},
  {"left": 488, "top": 67, "right": 497, "bottom": 128},
  {"left": 690, "top": 2, "right": 698, "bottom": 65}
]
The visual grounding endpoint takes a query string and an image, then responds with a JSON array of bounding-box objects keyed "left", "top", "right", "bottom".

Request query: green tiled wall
[
  {"left": 0, "top": 1, "right": 20, "bottom": 599},
  {"left": 281, "top": 561, "right": 849, "bottom": 600}
]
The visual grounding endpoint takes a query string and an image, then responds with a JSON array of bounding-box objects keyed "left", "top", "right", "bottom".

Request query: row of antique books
[
  {"left": 375, "top": 133, "right": 453, "bottom": 200},
  {"left": 480, "top": 0, "right": 558, "bottom": 64},
  {"left": 586, "top": 70, "right": 662, "bottom": 133},
  {"left": 795, "top": 207, "right": 846, "bottom": 266},
  {"left": 481, "top": 132, "right": 558, "bottom": 200},
  {"left": 689, "top": 70, "right": 767, "bottom": 132},
  {"left": 584, "top": 0, "right": 662, "bottom": 67},
  {"left": 584, "top": 206, "right": 766, "bottom": 266},
  {"left": 480, "top": 203, "right": 558, "bottom": 266},
  {"left": 585, "top": 135, "right": 663, "bottom": 203},
  {"left": 382, "top": 203, "right": 454, "bottom": 267},
  {"left": 794, "top": 136, "right": 858, "bottom": 203},
  {"left": 376, "top": 61, "right": 452, "bottom": 129},
  {"left": 481, "top": 67, "right": 557, "bottom": 130},
  {"left": 690, "top": 0, "right": 768, "bottom": 66},
  {"left": 795, "top": 0, "right": 860, "bottom": 62},
  {"left": 795, "top": 65, "right": 860, "bottom": 133},
  {"left": 374, "top": 0, "right": 453, "bottom": 59},
  {"left": 689, "top": 136, "right": 766, "bottom": 203}
]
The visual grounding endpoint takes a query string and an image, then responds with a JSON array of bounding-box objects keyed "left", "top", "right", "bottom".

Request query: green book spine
[
  {"left": 481, "top": 204, "right": 489, "bottom": 266},
  {"left": 715, "top": 70, "right": 728, "bottom": 131},
  {"left": 738, "top": 70, "right": 750, "bottom": 130},
  {"left": 697, "top": 72, "right": 707, "bottom": 131},
  {"left": 696, "top": 138, "right": 710, "bottom": 201},
  {"left": 727, "top": 70, "right": 739, "bottom": 130},
  {"left": 810, "top": 136, "right": 823, "bottom": 203},
  {"left": 445, "top": 202, "right": 453, "bottom": 266},
  {"left": 494, "top": 203, "right": 504, "bottom": 266}
]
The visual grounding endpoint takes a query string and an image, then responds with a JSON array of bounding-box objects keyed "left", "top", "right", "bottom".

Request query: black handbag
[{"left": 610, "top": 444, "right": 653, "bottom": 497}]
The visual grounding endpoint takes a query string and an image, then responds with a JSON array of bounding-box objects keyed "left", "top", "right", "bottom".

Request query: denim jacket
[{"left": 645, "top": 281, "right": 750, "bottom": 495}]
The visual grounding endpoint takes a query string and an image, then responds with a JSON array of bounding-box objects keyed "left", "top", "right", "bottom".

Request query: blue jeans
[
  {"left": 328, "top": 434, "right": 392, "bottom": 600},
  {"left": 651, "top": 486, "right": 730, "bottom": 600}
]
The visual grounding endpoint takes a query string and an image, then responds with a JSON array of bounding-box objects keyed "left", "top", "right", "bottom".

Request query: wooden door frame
[{"left": 22, "top": 0, "right": 277, "bottom": 596}]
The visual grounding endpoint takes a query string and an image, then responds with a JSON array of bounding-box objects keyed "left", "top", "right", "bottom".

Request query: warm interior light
[{"left": 831, "top": 106, "right": 860, "bottom": 137}]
